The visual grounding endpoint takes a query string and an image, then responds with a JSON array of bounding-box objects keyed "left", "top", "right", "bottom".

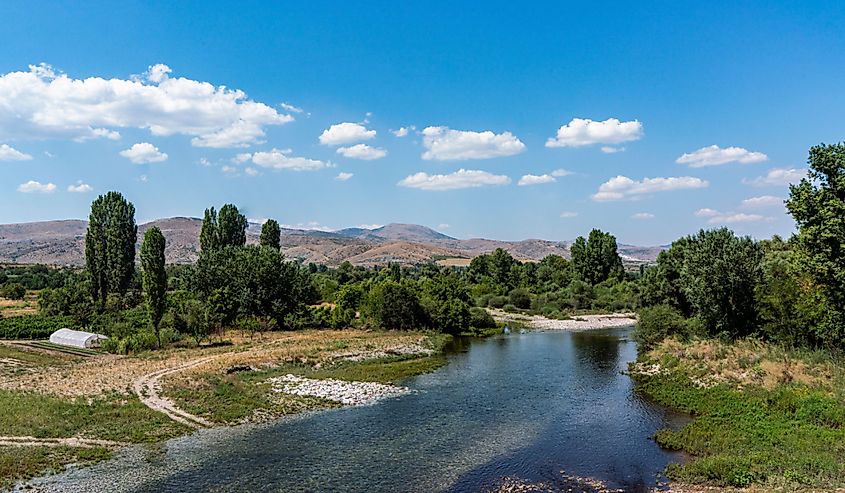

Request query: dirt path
[
  {"left": 131, "top": 356, "right": 220, "bottom": 429},
  {"left": 0, "top": 436, "right": 126, "bottom": 448}
]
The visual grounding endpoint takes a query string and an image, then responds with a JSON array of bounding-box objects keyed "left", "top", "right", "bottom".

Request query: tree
[
  {"left": 85, "top": 191, "right": 137, "bottom": 307},
  {"left": 365, "top": 280, "right": 425, "bottom": 330},
  {"left": 141, "top": 227, "right": 167, "bottom": 347},
  {"left": 199, "top": 207, "right": 219, "bottom": 253},
  {"left": 639, "top": 237, "right": 692, "bottom": 315},
  {"left": 680, "top": 228, "right": 762, "bottom": 338},
  {"left": 217, "top": 204, "right": 247, "bottom": 247},
  {"left": 260, "top": 219, "right": 281, "bottom": 250},
  {"left": 570, "top": 229, "right": 624, "bottom": 285},
  {"left": 786, "top": 142, "right": 845, "bottom": 345}
]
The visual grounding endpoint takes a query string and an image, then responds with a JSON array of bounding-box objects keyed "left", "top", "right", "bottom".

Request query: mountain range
[{"left": 0, "top": 218, "right": 665, "bottom": 267}]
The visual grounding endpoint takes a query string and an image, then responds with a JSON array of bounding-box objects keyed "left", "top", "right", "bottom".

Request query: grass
[
  {"left": 0, "top": 446, "right": 111, "bottom": 489},
  {"left": 633, "top": 338, "right": 845, "bottom": 490}
]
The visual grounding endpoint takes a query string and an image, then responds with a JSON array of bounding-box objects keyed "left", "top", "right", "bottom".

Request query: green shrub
[
  {"left": 502, "top": 304, "right": 519, "bottom": 313},
  {"left": 0, "top": 283, "right": 26, "bottom": 300},
  {"left": 633, "top": 304, "right": 688, "bottom": 349},
  {"left": 488, "top": 295, "right": 508, "bottom": 308},
  {"left": 469, "top": 307, "right": 496, "bottom": 329},
  {"left": 508, "top": 288, "right": 531, "bottom": 309},
  {"left": 0, "top": 315, "right": 74, "bottom": 339}
]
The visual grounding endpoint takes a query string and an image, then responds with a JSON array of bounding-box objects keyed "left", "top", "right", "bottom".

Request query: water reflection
[{"left": 25, "top": 328, "right": 684, "bottom": 493}]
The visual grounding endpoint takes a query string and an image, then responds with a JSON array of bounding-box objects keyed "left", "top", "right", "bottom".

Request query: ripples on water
[{"left": 24, "top": 327, "right": 686, "bottom": 493}]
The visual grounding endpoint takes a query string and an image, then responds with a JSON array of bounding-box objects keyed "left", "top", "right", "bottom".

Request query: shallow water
[{"left": 24, "top": 327, "right": 686, "bottom": 492}]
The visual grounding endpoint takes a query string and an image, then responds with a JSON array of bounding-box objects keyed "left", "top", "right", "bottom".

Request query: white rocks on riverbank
[
  {"left": 488, "top": 309, "right": 636, "bottom": 331},
  {"left": 269, "top": 374, "right": 411, "bottom": 406}
]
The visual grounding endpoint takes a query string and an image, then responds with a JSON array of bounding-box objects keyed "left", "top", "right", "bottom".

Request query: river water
[{"left": 24, "top": 327, "right": 686, "bottom": 492}]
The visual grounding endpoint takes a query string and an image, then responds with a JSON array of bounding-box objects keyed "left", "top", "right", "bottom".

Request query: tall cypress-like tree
[
  {"left": 141, "top": 227, "right": 167, "bottom": 347},
  {"left": 85, "top": 191, "right": 137, "bottom": 307},
  {"left": 260, "top": 219, "right": 281, "bottom": 250},
  {"left": 199, "top": 207, "right": 219, "bottom": 253},
  {"left": 218, "top": 204, "right": 248, "bottom": 248},
  {"left": 570, "top": 229, "right": 624, "bottom": 285}
]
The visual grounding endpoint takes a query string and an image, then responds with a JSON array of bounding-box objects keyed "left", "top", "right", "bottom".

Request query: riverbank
[
  {"left": 488, "top": 309, "right": 636, "bottom": 331},
  {"left": 0, "top": 329, "right": 450, "bottom": 488},
  {"left": 630, "top": 338, "right": 845, "bottom": 491}
]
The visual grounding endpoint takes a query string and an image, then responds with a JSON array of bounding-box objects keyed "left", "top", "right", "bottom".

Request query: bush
[
  {"left": 488, "top": 295, "right": 508, "bottom": 308},
  {"left": 0, "top": 283, "right": 25, "bottom": 300},
  {"left": 0, "top": 315, "right": 74, "bottom": 339},
  {"left": 508, "top": 288, "right": 531, "bottom": 309},
  {"left": 502, "top": 304, "right": 519, "bottom": 313},
  {"left": 633, "top": 304, "right": 689, "bottom": 350},
  {"left": 469, "top": 307, "right": 497, "bottom": 329}
]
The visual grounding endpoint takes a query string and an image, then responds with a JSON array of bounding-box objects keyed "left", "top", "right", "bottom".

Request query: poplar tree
[
  {"left": 199, "top": 207, "right": 219, "bottom": 253},
  {"left": 260, "top": 219, "right": 281, "bottom": 250},
  {"left": 217, "top": 204, "right": 247, "bottom": 247},
  {"left": 141, "top": 227, "right": 167, "bottom": 347},
  {"left": 85, "top": 191, "right": 137, "bottom": 307}
]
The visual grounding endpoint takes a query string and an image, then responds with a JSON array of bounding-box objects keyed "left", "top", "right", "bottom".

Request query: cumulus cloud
[
  {"left": 741, "top": 195, "right": 783, "bottom": 208},
  {"left": 694, "top": 208, "right": 720, "bottom": 217},
  {"left": 398, "top": 169, "right": 511, "bottom": 191},
  {"left": 518, "top": 174, "right": 556, "bottom": 186},
  {"left": 392, "top": 126, "right": 414, "bottom": 137},
  {"left": 592, "top": 175, "right": 709, "bottom": 201},
  {"left": 559, "top": 211, "right": 578, "bottom": 218},
  {"left": 119, "top": 142, "right": 168, "bottom": 164},
  {"left": 280, "top": 102, "right": 304, "bottom": 113},
  {"left": 221, "top": 165, "right": 238, "bottom": 174},
  {"left": 18, "top": 180, "right": 56, "bottom": 193},
  {"left": 601, "top": 146, "right": 625, "bottom": 154},
  {"left": 546, "top": 118, "right": 643, "bottom": 148},
  {"left": 0, "top": 63, "right": 293, "bottom": 147},
  {"left": 335, "top": 172, "right": 354, "bottom": 181},
  {"left": 421, "top": 126, "right": 525, "bottom": 161},
  {"left": 246, "top": 148, "right": 333, "bottom": 171},
  {"left": 319, "top": 122, "right": 376, "bottom": 145},
  {"left": 676, "top": 145, "right": 768, "bottom": 167},
  {"left": 67, "top": 181, "right": 93, "bottom": 193},
  {"left": 551, "top": 168, "right": 573, "bottom": 177},
  {"left": 0, "top": 143, "right": 33, "bottom": 161},
  {"left": 336, "top": 144, "right": 387, "bottom": 160},
  {"left": 358, "top": 223, "right": 384, "bottom": 230},
  {"left": 282, "top": 221, "right": 334, "bottom": 232},
  {"left": 743, "top": 167, "right": 805, "bottom": 187},
  {"left": 244, "top": 167, "right": 259, "bottom": 177},
  {"left": 438, "top": 223, "right": 450, "bottom": 229},
  {"left": 695, "top": 207, "right": 769, "bottom": 224},
  {"left": 632, "top": 212, "right": 655, "bottom": 220}
]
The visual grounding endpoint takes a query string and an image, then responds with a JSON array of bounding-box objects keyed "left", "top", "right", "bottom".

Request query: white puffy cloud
[
  {"left": 67, "top": 181, "right": 93, "bottom": 193},
  {"left": 119, "top": 142, "right": 168, "bottom": 164},
  {"left": 559, "top": 211, "right": 578, "bottom": 218},
  {"left": 0, "top": 144, "right": 33, "bottom": 161},
  {"left": 0, "top": 64, "right": 293, "bottom": 147},
  {"left": 282, "top": 221, "right": 334, "bottom": 232},
  {"left": 421, "top": 126, "right": 525, "bottom": 161},
  {"left": 244, "top": 167, "right": 259, "bottom": 177},
  {"left": 438, "top": 223, "right": 450, "bottom": 229},
  {"left": 221, "top": 165, "right": 238, "bottom": 174},
  {"left": 398, "top": 169, "right": 511, "bottom": 191},
  {"left": 336, "top": 144, "right": 387, "bottom": 160},
  {"left": 247, "top": 148, "right": 333, "bottom": 171},
  {"left": 18, "top": 180, "right": 56, "bottom": 193},
  {"left": 601, "top": 146, "right": 625, "bottom": 154},
  {"left": 280, "top": 102, "right": 304, "bottom": 113},
  {"left": 551, "top": 168, "right": 573, "bottom": 177},
  {"left": 741, "top": 195, "right": 783, "bottom": 208},
  {"left": 592, "top": 175, "right": 708, "bottom": 201},
  {"left": 743, "top": 167, "right": 805, "bottom": 187},
  {"left": 632, "top": 212, "right": 655, "bottom": 220},
  {"left": 546, "top": 118, "right": 643, "bottom": 148},
  {"left": 518, "top": 174, "right": 556, "bottom": 186},
  {"left": 358, "top": 223, "right": 384, "bottom": 229},
  {"left": 319, "top": 122, "right": 376, "bottom": 145},
  {"left": 392, "top": 126, "right": 414, "bottom": 137},
  {"left": 676, "top": 145, "right": 768, "bottom": 167},
  {"left": 695, "top": 207, "right": 769, "bottom": 224},
  {"left": 335, "top": 172, "right": 354, "bottom": 181}
]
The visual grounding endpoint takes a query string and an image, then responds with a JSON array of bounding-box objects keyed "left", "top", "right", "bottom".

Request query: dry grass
[
  {"left": 0, "top": 329, "right": 437, "bottom": 397},
  {"left": 0, "top": 292, "right": 38, "bottom": 317}
]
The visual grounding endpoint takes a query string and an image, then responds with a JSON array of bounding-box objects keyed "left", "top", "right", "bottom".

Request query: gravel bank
[
  {"left": 488, "top": 309, "right": 636, "bottom": 331},
  {"left": 269, "top": 374, "right": 411, "bottom": 406}
]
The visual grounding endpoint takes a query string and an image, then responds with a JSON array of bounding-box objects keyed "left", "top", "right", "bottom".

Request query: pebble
[{"left": 269, "top": 374, "right": 411, "bottom": 406}]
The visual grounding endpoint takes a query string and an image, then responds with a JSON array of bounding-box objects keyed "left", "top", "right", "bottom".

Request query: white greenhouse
[{"left": 49, "top": 329, "right": 108, "bottom": 349}]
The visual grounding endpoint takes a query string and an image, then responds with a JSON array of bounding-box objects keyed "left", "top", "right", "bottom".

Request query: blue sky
[{"left": 1, "top": 1, "right": 843, "bottom": 245}]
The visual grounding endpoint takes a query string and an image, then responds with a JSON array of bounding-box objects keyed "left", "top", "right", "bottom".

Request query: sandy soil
[
  {"left": 0, "top": 436, "right": 125, "bottom": 448},
  {"left": 488, "top": 309, "right": 637, "bottom": 331}
]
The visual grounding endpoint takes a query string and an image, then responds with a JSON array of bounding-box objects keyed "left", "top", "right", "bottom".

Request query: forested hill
[{"left": 0, "top": 218, "right": 663, "bottom": 267}]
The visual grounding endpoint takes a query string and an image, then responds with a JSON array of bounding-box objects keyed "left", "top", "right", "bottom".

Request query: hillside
[{"left": 0, "top": 219, "right": 663, "bottom": 266}]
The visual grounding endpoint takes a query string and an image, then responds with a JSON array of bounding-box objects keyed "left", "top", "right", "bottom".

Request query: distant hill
[{"left": 0, "top": 218, "right": 664, "bottom": 267}]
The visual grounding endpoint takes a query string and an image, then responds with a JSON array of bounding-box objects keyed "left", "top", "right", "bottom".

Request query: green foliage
[
  {"left": 199, "top": 204, "right": 248, "bottom": 253},
  {"left": 140, "top": 227, "right": 167, "bottom": 347},
  {"left": 259, "top": 219, "right": 281, "bottom": 250},
  {"left": 786, "top": 142, "right": 845, "bottom": 345},
  {"left": 570, "top": 229, "right": 624, "bottom": 285},
  {"left": 0, "top": 283, "right": 25, "bottom": 300},
  {"left": 199, "top": 207, "right": 219, "bottom": 253},
  {"left": 508, "top": 287, "right": 531, "bottom": 309},
  {"left": 335, "top": 283, "right": 364, "bottom": 312},
  {"left": 84, "top": 191, "right": 137, "bottom": 307},
  {"left": 755, "top": 237, "right": 812, "bottom": 345},
  {"left": 0, "top": 315, "right": 74, "bottom": 339},
  {"left": 680, "top": 228, "right": 762, "bottom": 338},
  {"left": 639, "top": 237, "right": 691, "bottom": 315},
  {"left": 364, "top": 280, "right": 426, "bottom": 330},
  {"left": 633, "top": 304, "right": 690, "bottom": 350},
  {"left": 469, "top": 307, "right": 497, "bottom": 329}
]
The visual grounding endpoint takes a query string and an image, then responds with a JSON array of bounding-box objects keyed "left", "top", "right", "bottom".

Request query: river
[{"left": 24, "top": 327, "right": 686, "bottom": 492}]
